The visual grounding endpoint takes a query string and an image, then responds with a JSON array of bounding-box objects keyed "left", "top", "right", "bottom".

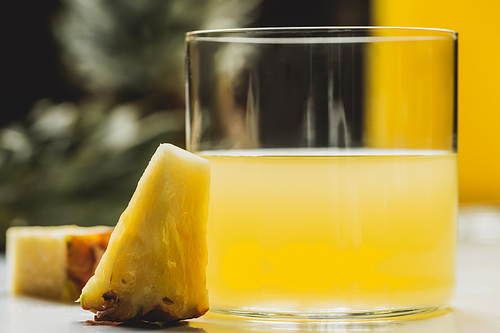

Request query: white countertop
[{"left": 1, "top": 237, "right": 499, "bottom": 333}]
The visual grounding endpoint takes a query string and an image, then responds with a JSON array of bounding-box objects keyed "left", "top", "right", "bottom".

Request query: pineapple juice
[{"left": 203, "top": 149, "right": 457, "bottom": 314}]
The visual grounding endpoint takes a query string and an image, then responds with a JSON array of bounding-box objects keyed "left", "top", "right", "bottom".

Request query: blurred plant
[
  {"left": 54, "top": 0, "right": 261, "bottom": 97},
  {"left": 0, "top": 0, "right": 263, "bottom": 250},
  {"left": 0, "top": 98, "right": 184, "bottom": 249}
]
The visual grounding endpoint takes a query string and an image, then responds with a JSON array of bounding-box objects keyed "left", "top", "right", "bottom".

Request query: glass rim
[{"left": 186, "top": 26, "right": 458, "bottom": 39}]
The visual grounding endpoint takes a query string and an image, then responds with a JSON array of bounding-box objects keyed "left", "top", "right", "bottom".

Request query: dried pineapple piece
[
  {"left": 79, "top": 144, "right": 210, "bottom": 322},
  {"left": 6, "top": 225, "right": 113, "bottom": 302}
]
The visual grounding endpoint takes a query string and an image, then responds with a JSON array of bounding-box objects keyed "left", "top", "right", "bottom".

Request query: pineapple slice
[
  {"left": 79, "top": 144, "right": 210, "bottom": 322},
  {"left": 6, "top": 225, "right": 113, "bottom": 302}
]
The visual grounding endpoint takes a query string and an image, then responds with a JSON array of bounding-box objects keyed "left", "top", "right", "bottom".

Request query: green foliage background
[{"left": 0, "top": 0, "right": 262, "bottom": 250}]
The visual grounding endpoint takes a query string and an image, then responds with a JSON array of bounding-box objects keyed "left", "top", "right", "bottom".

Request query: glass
[{"left": 185, "top": 27, "right": 458, "bottom": 321}]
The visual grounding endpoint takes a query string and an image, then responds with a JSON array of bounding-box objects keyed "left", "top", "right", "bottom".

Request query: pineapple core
[{"left": 79, "top": 144, "right": 210, "bottom": 322}]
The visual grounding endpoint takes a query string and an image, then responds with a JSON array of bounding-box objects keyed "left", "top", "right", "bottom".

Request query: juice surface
[{"left": 203, "top": 150, "right": 457, "bottom": 313}]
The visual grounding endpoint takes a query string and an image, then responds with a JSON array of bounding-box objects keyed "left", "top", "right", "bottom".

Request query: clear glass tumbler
[{"left": 185, "top": 27, "right": 458, "bottom": 320}]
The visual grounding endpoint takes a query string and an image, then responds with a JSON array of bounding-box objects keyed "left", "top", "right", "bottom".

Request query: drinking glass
[{"left": 185, "top": 27, "right": 457, "bottom": 320}]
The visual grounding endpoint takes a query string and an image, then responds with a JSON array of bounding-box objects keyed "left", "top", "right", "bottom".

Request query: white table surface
[{"left": 1, "top": 237, "right": 499, "bottom": 333}]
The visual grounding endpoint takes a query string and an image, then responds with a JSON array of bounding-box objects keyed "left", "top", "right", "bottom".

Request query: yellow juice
[{"left": 203, "top": 150, "right": 457, "bottom": 315}]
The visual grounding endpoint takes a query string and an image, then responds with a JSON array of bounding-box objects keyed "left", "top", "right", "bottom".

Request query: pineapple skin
[
  {"left": 80, "top": 144, "right": 210, "bottom": 322},
  {"left": 6, "top": 225, "right": 113, "bottom": 302}
]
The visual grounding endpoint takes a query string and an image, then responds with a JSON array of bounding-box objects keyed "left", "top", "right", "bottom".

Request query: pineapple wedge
[
  {"left": 79, "top": 144, "right": 210, "bottom": 322},
  {"left": 6, "top": 225, "right": 113, "bottom": 302}
]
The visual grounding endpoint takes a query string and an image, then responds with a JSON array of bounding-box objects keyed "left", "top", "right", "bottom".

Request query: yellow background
[
  {"left": 365, "top": 29, "right": 455, "bottom": 151},
  {"left": 374, "top": 0, "right": 500, "bottom": 205}
]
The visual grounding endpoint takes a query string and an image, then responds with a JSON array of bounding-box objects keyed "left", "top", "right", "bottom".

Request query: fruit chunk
[
  {"left": 79, "top": 144, "right": 210, "bottom": 322},
  {"left": 6, "top": 225, "right": 113, "bottom": 302}
]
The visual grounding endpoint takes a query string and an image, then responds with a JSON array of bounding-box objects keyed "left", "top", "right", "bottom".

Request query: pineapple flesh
[
  {"left": 6, "top": 225, "right": 113, "bottom": 302},
  {"left": 79, "top": 144, "right": 210, "bottom": 322}
]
